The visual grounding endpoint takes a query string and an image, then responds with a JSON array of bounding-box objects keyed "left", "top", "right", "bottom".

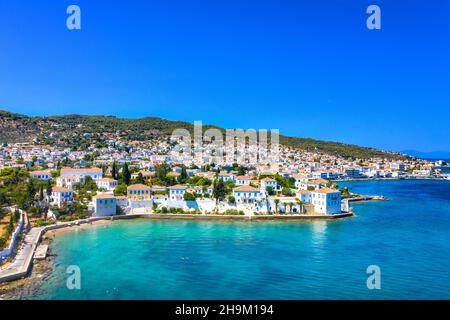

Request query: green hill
[{"left": 0, "top": 110, "right": 407, "bottom": 160}]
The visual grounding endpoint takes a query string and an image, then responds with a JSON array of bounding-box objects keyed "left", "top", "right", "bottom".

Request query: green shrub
[
  {"left": 0, "top": 237, "right": 6, "bottom": 250},
  {"left": 223, "top": 209, "right": 245, "bottom": 215}
]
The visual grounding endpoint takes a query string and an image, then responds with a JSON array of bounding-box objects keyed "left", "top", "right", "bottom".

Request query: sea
[{"left": 29, "top": 179, "right": 450, "bottom": 299}]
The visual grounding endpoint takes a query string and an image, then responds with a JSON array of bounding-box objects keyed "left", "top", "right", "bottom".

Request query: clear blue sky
[{"left": 0, "top": 0, "right": 449, "bottom": 152}]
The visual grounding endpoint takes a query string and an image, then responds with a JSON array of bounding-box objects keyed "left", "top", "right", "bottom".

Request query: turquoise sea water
[{"left": 30, "top": 180, "right": 450, "bottom": 299}]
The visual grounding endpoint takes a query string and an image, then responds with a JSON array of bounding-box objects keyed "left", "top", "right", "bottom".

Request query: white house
[
  {"left": 235, "top": 175, "right": 251, "bottom": 186},
  {"left": 299, "top": 178, "right": 328, "bottom": 190},
  {"left": 311, "top": 188, "right": 341, "bottom": 214},
  {"left": 30, "top": 170, "right": 51, "bottom": 180},
  {"left": 218, "top": 173, "right": 235, "bottom": 182},
  {"left": 56, "top": 175, "right": 85, "bottom": 189},
  {"left": 115, "top": 195, "right": 129, "bottom": 207},
  {"left": 312, "top": 170, "right": 334, "bottom": 180},
  {"left": 260, "top": 178, "right": 278, "bottom": 193},
  {"left": 169, "top": 184, "right": 187, "bottom": 201},
  {"left": 60, "top": 167, "right": 103, "bottom": 180},
  {"left": 232, "top": 186, "right": 261, "bottom": 204},
  {"left": 390, "top": 163, "right": 407, "bottom": 171},
  {"left": 292, "top": 174, "right": 309, "bottom": 189},
  {"left": 93, "top": 193, "right": 117, "bottom": 216},
  {"left": 50, "top": 187, "right": 74, "bottom": 207},
  {"left": 295, "top": 189, "right": 312, "bottom": 204},
  {"left": 95, "top": 178, "right": 118, "bottom": 191},
  {"left": 413, "top": 169, "right": 432, "bottom": 176}
]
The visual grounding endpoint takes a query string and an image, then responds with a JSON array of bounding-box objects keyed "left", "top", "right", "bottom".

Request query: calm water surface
[{"left": 30, "top": 180, "right": 450, "bottom": 299}]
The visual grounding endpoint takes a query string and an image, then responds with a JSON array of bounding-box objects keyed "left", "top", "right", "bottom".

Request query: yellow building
[{"left": 127, "top": 184, "right": 151, "bottom": 200}]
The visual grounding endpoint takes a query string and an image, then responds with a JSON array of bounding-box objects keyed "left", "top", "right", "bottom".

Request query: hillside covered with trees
[{"left": 0, "top": 110, "right": 407, "bottom": 160}]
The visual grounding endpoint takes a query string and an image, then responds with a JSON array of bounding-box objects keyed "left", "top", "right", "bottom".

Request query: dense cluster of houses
[{"left": 0, "top": 141, "right": 445, "bottom": 218}]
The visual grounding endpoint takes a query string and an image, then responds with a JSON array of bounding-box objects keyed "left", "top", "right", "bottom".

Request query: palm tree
[
  {"left": 288, "top": 202, "right": 296, "bottom": 214},
  {"left": 274, "top": 199, "right": 280, "bottom": 214},
  {"left": 296, "top": 199, "right": 305, "bottom": 214}
]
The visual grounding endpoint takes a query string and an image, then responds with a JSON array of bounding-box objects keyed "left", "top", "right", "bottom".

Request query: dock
[
  {"left": 34, "top": 244, "right": 48, "bottom": 260},
  {"left": 348, "top": 195, "right": 388, "bottom": 202}
]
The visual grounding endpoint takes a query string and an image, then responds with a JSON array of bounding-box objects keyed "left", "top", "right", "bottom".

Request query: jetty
[
  {"left": 34, "top": 245, "right": 48, "bottom": 260},
  {"left": 348, "top": 195, "right": 388, "bottom": 202}
]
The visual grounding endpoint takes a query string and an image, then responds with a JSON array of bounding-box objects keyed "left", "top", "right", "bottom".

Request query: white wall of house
[
  {"left": 96, "top": 179, "right": 118, "bottom": 191},
  {"left": 260, "top": 179, "right": 277, "bottom": 192},
  {"left": 233, "top": 190, "right": 261, "bottom": 203},
  {"left": 93, "top": 197, "right": 117, "bottom": 216},
  {"left": 51, "top": 191, "right": 74, "bottom": 207},
  {"left": 30, "top": 172, "right": 51, "bottom": 180},
  {"left": 311, "top": 191, "right": 341, "bottom": 214},
  {"left": 170, "top": 188, "right": 186, "bottom": 200},
  {"left": 60, "top": 170, "right": 103, "bottom": 180},
  {"left": 235, "top": 178, "right": 250, "bottom": 186}
]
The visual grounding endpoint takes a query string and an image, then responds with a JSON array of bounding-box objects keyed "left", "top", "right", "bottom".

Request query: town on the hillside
[{"left": 0, "top": 131, "right": 449, "bottom": 265}]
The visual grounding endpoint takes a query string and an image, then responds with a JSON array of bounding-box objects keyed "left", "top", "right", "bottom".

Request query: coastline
[
  {"left": 0, "top": 211, "right": 354, "bottom": 299},
  {"left": 0, "top": 212, "right": 354, "bottom": 287},
  {"left": 334, "top": 176, "right": 448, "bottom": 182},
  {"left": 40, "top": 211, "right": 356, "bottom": 236},
  {"left": 44, "top": 218, "right": 113, "bottom": 237}
]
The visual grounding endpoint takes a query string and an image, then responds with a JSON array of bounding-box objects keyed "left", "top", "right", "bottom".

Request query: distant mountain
[
  {"left": 0, "top": 109, "right": 408, "bottom": 160},
  {"left": 402, "top": 150, "right": 450, "bottom": 161}
]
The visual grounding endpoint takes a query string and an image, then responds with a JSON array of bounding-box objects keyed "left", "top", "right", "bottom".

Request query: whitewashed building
[
  {"left": 169, "top": 184, "right": 187, "bottom": 201},
  {"left": 30, "top": 170, "right": 51, "bottom": 180},
  {"left": 50, "top": 187, "right": 74, "bottom": 207},
  {"left": 311, "top": 188, "right": 341, "bottom": 214},
  {"left": 233, "top": 186, "right": 261, "bottom": 204},
  {"left": 95, "top": 178, "right": 118, "bottom": 191},
  {"left": 260, "top": 178, "right": 278, "bottom": 193},
  {"left": 218, "top": 173, "right": 235, "bottom": 182},
  {"left": 56, "top": 175, "right": 85, "bottom": 189},
  {"left": 235, "top": 175, "right": 251, "bottom": 186},
  {"left": 60, "top": 167, "right": 103, "bottom": 180},
  {"left": 93, "top": 194, "right": 117, "bottom": 216},
  {"left": 292, "top": 174, "right": 309, "bottom": 189}
]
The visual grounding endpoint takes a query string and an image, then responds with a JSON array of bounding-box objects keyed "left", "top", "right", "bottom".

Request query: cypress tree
[
  {"left": 137, "top": 172, "right": 144, "bottom": 184},
  {"left": 46, "top": 179, "right": 52, "bottom": 196},
  {"left": 111, "top": 161, "right": 117, "bottom": 180},
  {"left": 123, "top": 163, "right": 131, "bottom": 185},
  {"left": 39, "top": 185, "right": 44, "bottom": 202}
]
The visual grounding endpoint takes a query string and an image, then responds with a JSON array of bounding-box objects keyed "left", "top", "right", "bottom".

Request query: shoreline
[
  {"left": 334, "top": 176, "right": 448, "bottom": 182},
  {"left": 0, "top": 211, "right": 355, "bottom": 285},
  {"left": 44, "top": 218, "right": 113, "bottom": 237},
  {"left": 0, "top": 211, "right": 354, "bottom": 299},
  {"left": 0, "top": 211, "right": 354, "bottom": 292},
  {"left": 34, "top": 212, "right": 356, "bottom": 236}
]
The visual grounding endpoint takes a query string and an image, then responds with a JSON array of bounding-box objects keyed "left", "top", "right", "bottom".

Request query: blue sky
[{"left": 0, "top": 0, "right": 449, "bottom": 152}]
